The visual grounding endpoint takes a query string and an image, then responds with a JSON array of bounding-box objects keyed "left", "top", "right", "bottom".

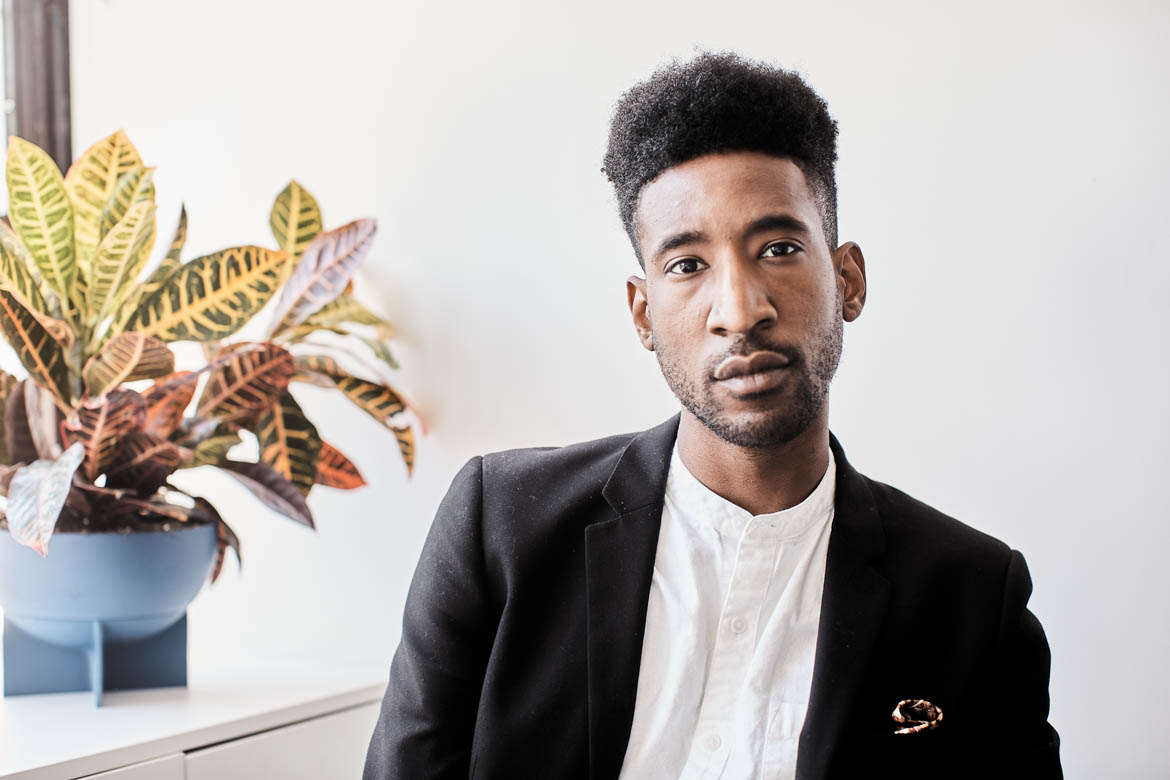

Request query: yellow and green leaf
[
  {"left": 302, "top": 292, "right": 390, "bottom": 329},
  {"left": 392, "top": 425, "right": 414, "bottom": 476},
  {"left": 0, "top": 227, "right": 63, "bottom": 327},
  {"left": 254, "top": 389, "right": 321, "bottom": 495},
  {"left": 269, "top": 179, "right": 322, "bottom": 287},
  {"left": 6, "top": 137, "right": 78, "bottom": 310},
  {"left": 64, "top": 129, "right": 144, "bottom": 268},
  {"left": 110, "top": 204, "right": 187, "bottom": 335},
  {"left": 120, "top": 246, "right": 288, "bottom": 342},
  {"left": 98, "top": 166, "right": 155, "bottom": 241},
  {"left": 186, "top": 429, "right": 243, "bottom": 468},
  {"left": 86, "top": 199, "right": 156, "bottom": 326}
]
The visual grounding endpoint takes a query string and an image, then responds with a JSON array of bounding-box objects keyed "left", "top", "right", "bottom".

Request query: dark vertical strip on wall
[{"left": 7, "top": 0, "right": 71, "bottom": 171}]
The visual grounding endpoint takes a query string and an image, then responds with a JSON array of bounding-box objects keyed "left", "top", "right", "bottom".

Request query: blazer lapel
[
  {"left": 795, "top": 432, "right": 891, "bottom": 780},
  {"left": 585, "top": 413, "right": 679, "bottom": 780}
]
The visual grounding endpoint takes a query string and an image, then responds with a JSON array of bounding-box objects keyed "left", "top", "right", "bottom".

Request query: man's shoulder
[
  {"left": 861, "top": 473, "right": 1016, "bottom": 587},
  {"left": 476, "top": 427, "right": 642, "bottom": 507},
  {"left": 482, "top": 428, "right": 639, "bottom": 472}
]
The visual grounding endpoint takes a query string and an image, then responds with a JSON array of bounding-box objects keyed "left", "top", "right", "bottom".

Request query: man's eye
[
  {"left": 762, "top": 242, "right": 799, "bottom": 258},
  {"left": 666, "top": 258, "right": 705, "bottom": 275}
]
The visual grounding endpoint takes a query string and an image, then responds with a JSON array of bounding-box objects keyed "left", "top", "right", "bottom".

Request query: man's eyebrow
[
  {"left": 745, "top": 213, "right": 813, "bottom": 237},
  {"left": 651, "top": 230, "right": 707, "bottom": 264},
  {"left": 650, "top": 214, "right": 813, "bottom": 264}
]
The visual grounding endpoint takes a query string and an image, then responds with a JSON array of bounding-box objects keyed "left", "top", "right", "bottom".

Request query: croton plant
[{"left": 0, "top": 130, "right": 416, "bottom": 583}]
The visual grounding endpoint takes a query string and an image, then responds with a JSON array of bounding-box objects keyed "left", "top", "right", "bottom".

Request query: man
[{"left": 364, "top": 52, "right": 1061, "bottom": 779}]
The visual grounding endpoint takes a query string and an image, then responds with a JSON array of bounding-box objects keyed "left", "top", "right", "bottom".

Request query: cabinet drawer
[
  {"left": 79, "top": 754, "right": 184, "bottom": 779},
  {"left": 184, "top": 702, "right": 379, "bottom": 780}
]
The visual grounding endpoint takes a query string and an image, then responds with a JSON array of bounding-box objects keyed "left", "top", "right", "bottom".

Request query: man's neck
[{"left": 675, "top": 406, "right": 831, "bottom": 517}]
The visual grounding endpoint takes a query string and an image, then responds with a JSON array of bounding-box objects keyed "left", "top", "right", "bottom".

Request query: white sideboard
[{"left": 0, "top": 652, "right": 388, "bottom": 779}]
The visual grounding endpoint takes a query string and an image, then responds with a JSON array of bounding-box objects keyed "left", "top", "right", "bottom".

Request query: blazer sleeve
[
  {"left": 970, "top": 548, "right": 1063, "bottom": 779},
  {"left": 364, "top": 456, "right": 498, "bottom": 780}
]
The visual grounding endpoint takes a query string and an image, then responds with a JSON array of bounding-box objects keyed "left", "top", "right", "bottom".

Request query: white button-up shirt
[{"left": 618, "top": 441, "right": 837, "bottom": 780}]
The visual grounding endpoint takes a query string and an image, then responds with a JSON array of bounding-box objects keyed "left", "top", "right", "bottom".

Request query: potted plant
[{"left": 0, "top": 130, "right": 416, "bottom": 705}]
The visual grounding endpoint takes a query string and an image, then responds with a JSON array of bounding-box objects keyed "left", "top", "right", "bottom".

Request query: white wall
[{"left": 64, "top": 0, "right": 1169, "bottom": 776}]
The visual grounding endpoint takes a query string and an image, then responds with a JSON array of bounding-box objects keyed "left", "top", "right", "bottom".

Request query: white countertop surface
[{"left": 0, "top": 651, "right": 389, "bottom": 779}]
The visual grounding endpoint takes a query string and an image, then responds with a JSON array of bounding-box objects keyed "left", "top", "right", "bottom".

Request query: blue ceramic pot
[{"left": 0, "top": 523, "right": 217, "bottom": 705}]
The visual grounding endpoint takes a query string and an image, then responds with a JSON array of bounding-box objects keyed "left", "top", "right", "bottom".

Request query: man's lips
[{"left": 713, "top": 351, "right": 791, "bottom": 395}]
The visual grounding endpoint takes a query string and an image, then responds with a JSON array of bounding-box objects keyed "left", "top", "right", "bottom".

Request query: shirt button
[
  {"left": 730, "top": 616, "right": 747, "bottom": 634},
  {"left": 704, "top": 733, "right": 722, "bottom": 751}
]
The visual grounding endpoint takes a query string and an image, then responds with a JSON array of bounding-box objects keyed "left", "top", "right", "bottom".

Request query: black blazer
[{"left": 364, "top": 414, "right": 1062, "bottom": 779}]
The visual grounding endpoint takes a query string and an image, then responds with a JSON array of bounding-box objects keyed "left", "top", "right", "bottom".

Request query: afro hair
[{"left": 602, "top": 51, "right": 840, "bottom": 266}]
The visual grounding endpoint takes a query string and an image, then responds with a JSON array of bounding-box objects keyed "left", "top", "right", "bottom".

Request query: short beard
[{"left": 652, "top": 290, "right": 843, "bottom": 448}]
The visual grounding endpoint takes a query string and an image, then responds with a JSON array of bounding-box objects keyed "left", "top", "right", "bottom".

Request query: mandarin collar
[{"left": 664, "top": 441, "right": 837, "bottom": 542}]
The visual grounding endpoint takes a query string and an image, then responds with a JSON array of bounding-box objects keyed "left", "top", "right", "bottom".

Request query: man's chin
[{"left": 695, "top": 407, "right": 813, "bottom": 449}]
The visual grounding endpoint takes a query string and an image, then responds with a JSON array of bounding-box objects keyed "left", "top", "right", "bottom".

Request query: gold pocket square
[{"left": 891, "top": 698, "right": 943, "bottom": 735}]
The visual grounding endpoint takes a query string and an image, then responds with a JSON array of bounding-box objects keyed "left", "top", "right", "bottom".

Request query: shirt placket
[{"left": 682, "top": 517, "right": 778, "bottom": 778}]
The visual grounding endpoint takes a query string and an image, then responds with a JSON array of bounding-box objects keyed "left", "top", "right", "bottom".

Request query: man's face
[{"left": 627, "top": 151, "right": 865, "bottom": 448}]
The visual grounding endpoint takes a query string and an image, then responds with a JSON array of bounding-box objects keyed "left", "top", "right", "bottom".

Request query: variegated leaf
[
  {"left": 141, "top": 370, "right": 197, "bottom": 439},
  {"left": 302, "top": 293, "right": 388, "bottom": 329},
  {"left": 281, "top": 323, "right": 347, "bottom": 343},
  {"left": 64, "top": 129, "right": 144, "bottom": 268},
  {"left": 333, "top": 374, "right": 407, "bottom": 430},
  {"left": 164, "top": 204, "right": 187, "bottom": 264},
  {"left": 315, "top": 441, "right": 365, "bottom": 489},
  {"left": 98, "top": 494, "right": 193, "bottom": 525},
  {"left": 0, "top": 223, "right": 59, "bottom": 319},
  {"left": 392, "top": 425, "right": 414, "bottom": 476},
  {"left": 289, "top": 367, "right": 336, "bottom": 388},
  {"left": 111, "top": 204, "right": 186, "bottom": 331},
  {"left": 254, "top": 389, "right": 320, "bottom": 496},
  {"left": 87, "top": 199, "right": 156, "bottom": 326},
  {"left": 83, "top": 332, "right": 175, "bottom": 397},
  {"left": 185, "top": 429, "right": 243, "bottom": 468},
  {"left": 121, "top": 246, "right": 288, "bottom": 342},
  {"left": 268, "top": 219, "right": 376, "bottom": 338},
  {"left": 195, "top": 342, "right": 294, "bottom": 424},
  {"left": 61, "top": 388, "right": 147, "bottom": 481},
  {"left": 104, "top": 430, "right": 190, "bottom": 493},
  {"left": 170, "top": 416, "right": 222, "bottom": 449},
  {"left": 6, "top": 137, "right": 78, "bottom": 308},
  {"left": 289, "top": 353, "right": 408, "bottom": 426},
  {"left": 270, "top": 180, "right": 322, "bottom": 287},
  {"left": 0, "top": 287, "right": 72, "bottom": 407},
  {"left": 6, "top": 440, "right": 84, "bottom": 555},
  {"left": 193, "top": 495, "right": 240, "bottom": 584},
  {"left": 98, "top": 166, "right": 155, "bottom": 240},
  {"left": 199, "top": 338, "right": 222, "bottom": 363},
  {"left": 292, "top": 353, "right": 344, "bottom": 377},
  {"left": 3, "top": 381, "right": 37, "bottom": 464},
  {"left": 216, "top": 458, "right": 314, "bottom": 527},
  {"left": 350, "top": 331, "right": 400, "bottom": 372},
  {"left": 23, "top": 378, "right": 64, "bottom": 459},
  {"left": 0, "top": 370, "right": 18, "bottom": 463}
]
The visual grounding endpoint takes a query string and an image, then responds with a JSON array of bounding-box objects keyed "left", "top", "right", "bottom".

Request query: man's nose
[{"left": 706, "top": 258, "right": 777, "bottom": 336}]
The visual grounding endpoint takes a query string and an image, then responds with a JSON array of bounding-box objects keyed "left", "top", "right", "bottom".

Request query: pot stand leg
[
  {"left": 2, "top": 614, "right": 190, "bottom": 705},
  {"left": 90, "top": 621, "right": 104, "bottom": 707}
]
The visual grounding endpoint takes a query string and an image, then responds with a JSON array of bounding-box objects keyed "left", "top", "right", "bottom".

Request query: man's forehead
[{"left": 634, "top": 151, "right": 819, "bottom": 249}]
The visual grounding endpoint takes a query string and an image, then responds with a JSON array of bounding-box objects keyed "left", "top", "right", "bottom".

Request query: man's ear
[
  {"left": 626, "top": 275, "right": 654, "bottom": 351},
  {"left": 833, "top": 242, "right": 867, "bottom": 323}
]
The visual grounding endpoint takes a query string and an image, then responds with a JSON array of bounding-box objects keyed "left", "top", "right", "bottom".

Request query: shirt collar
[{"left": 664, "top": 439, "right": 837, "bottom": 542}]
